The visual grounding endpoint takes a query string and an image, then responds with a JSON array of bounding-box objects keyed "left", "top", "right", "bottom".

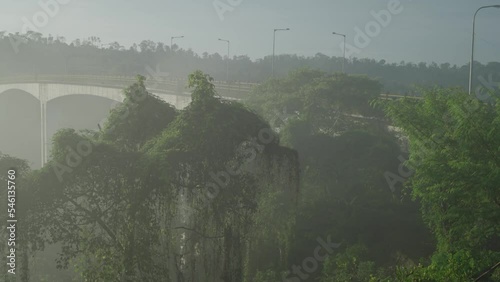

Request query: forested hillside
[{"left": 1, "top": 31, "right": 499, "bottom": 94}]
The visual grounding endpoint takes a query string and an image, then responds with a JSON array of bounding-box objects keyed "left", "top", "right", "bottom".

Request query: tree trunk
[
  {"left": 221, "top": 226, "right": 243, "bottom": 282},
  {"left": 123, "top": 211, "right": 137, "bottom": 282},
  {"left": 221, "top": 226, "right": 232, "bottom": 282}
]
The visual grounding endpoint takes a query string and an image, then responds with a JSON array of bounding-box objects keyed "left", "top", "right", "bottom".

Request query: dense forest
[
  {"left": 1, "top": 67, "right": 499, "bottom": 281},
  {"left": 1, "top": 31, "right": 500, "bottom": 95}
]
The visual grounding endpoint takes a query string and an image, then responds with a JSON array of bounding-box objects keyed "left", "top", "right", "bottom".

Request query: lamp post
[
  {"left": 218, "top": 38, "right": 230, "bottom": 82},
  {"left": 332, "top": 32, "right": 346, "bottom": 73},
  {"left": 468, "top": 5, "right": 500, "bottom": 95},
  {"left": 272, "top": 28, "right": 290, "bottom": 77},
  {"left": 171, "top": 36, "right": 184, "bottom": 53}
]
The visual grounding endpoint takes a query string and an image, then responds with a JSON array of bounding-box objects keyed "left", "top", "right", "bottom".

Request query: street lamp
[
  {"left": 171, "top": 36, "right": 184, "bottom": 53},
  {"left": 468, "top": 5, "right": 500, "bottom": 95},
  {"left": 332, "top": 32, "right": 347, "bottom": 73},
  {"left": 272, "top": 28, "right": 290, "bottom": 77},
  {"left": 218, "top": 38, "right": 230, "bottom": 82}
]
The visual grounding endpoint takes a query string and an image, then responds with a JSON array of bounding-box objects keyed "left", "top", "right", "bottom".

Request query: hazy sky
[{"left": 2, "top": 0, "right": 500, "bottom": 65}]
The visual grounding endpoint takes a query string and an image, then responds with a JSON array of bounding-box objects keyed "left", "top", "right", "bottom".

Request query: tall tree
[
  {"left": 145, "top": 70, "right": 300, "bottom": 281},
  {"left": 27, "top": 77, "right": 179, "bottom": 281},
  {"left": 382, "top": 88, "right": 500, "bottom": 281}
]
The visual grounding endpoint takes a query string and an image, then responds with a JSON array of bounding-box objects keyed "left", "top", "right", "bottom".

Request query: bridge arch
[
  {"left": 0, "top": 80, "right": 197, "bottom": 166},
  {"left": 0, "top": 84, "right": 40, "bottom": 100},
  {"left": 0, "top": 82, "right": 192, "bottom": 107},
  {"left": 0, "top": 88, "right": 42, "bottom": 168},
  {"left": 45, "top": 84, "right": 125, "bottom": 103},
  {"left": 0, "top": 83, "right": 127, "bottom": 103}
]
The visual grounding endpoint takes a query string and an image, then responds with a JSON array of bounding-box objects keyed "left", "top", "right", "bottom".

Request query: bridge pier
[
  {"left": 39, "top": 84, "right": 48, "bottom": 167},
  {"left": 0, "top": 77, "right": 256, "bottom": 168}
]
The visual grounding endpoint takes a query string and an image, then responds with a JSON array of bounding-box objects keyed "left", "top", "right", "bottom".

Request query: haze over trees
[
  {"left": 1, "top": 32, "right": 500, "bottom": 94},
  {"left": 2, "top": 66, "right": 498, "bottom": 281},
  {"left": 1, "top": 23, "right": 500, "bottom": 281}
]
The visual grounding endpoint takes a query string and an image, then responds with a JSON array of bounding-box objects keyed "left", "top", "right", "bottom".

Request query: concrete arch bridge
[{"left": 0, "top": 75, "right": 257, "bottom": 166}]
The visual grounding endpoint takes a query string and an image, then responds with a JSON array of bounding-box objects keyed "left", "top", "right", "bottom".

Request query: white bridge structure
[
  {"left": 0, "top": 75, "right": 257, "bottom": 166},
  {"left": 0, "top": 75, "right": 410, "bottom": 167}
]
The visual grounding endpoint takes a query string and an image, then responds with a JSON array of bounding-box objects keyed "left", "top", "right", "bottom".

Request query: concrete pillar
[
  {"left": 39, "top": 83, "right": 48, "bottom": 167},
  {"left": 176, "top": 79, "right": 183, "bottom": 95}
]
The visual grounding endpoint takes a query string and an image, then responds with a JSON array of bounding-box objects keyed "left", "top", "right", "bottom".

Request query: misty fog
[{"left": 0, "top": 1, "right": 499, "bottom": 282}]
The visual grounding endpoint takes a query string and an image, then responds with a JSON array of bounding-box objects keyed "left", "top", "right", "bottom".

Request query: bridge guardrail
[
  {"left": 0, "top": 77, "right": 246, "bottom": 102},
  {"left": 0, "top": 75, "right": 258, "bottom": 97},
  {"left": 378, "top": 93, "right": 422, "bottom": 100},
  {"left": 0, "top": 75, "right": 420, "bottom": 100}
]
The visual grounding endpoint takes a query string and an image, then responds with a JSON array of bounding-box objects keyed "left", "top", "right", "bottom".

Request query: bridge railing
[
  {"left": 0, "top": 75, "right": 419, "bottom": 101},
  {"left": 378, "top": 93, "right": 422, "bottom": 100},
  {"left": 0, "top": 75, "right": 259, "bottom": 99}
]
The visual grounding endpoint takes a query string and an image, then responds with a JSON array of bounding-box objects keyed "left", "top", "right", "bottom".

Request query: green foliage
[
  {"left": 320, "top": 244, "right": 377, "bottom": 282},
  {"left": 247, "top": 68, "right": 383, "bottom": 135},
  {"left": 252, "top": 269, "right": 282, "bottom": 282},
  {"left": 287, "top": 128, "right": 434, "bottom": 280},
  {"left": 251, "top": 68, "right": 435, "bottom": 282},
  {"left": 6, "top": 55, "right": 499, "bottom": 281},
  {"left": 0, "top": 153, "right": 32, "bottom": 282},
  {"left": 0, "top": 152, "right": 30, "bottom": 175},
  {"left": 188, "top": 70, "right": 217, "bottom": 102},
  {"left": 140, "top": 71, "right": 299, "bottom": 281},
  {"left": 22, "top": 75, "right": 179, "bottom": 280},
  {"left": 101, "top": 75, "right": 177, "bottom": 150},
  {"left": 384, "top": 88, "right": 500, "bottom": 281},
  {"left": 244, "top": 186, "right": 297, "bottom": 281}
]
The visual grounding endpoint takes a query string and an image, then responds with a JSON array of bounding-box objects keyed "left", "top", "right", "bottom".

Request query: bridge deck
[{"left": 0, "top": 75, "right": 419, "bottom": 100}]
